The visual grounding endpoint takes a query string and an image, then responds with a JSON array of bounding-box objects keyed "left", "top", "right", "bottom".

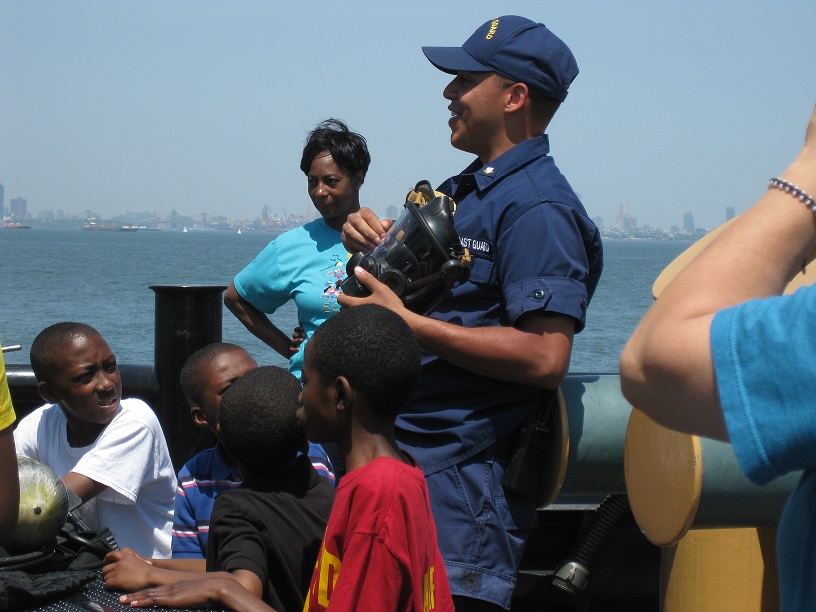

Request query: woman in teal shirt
[{"left": 225, "top": 119, "right": 370, "bottom": 381}]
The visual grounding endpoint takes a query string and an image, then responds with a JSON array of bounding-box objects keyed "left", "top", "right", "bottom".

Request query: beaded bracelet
[{"left": 768, "top": 177, "right": 816, "bottom": 211}]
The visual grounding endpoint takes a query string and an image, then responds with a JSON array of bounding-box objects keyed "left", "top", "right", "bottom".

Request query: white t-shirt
[{"left": 14, "top": 398, "right": 176, "bottom": 558}]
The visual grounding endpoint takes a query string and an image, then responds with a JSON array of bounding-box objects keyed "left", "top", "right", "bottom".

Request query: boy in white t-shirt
[{"left": 13, "top": 322, "right": 176, "bottom": 558}]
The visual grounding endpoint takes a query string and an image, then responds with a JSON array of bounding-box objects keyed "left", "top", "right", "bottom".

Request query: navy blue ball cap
[{"left": 422, "top": 15, "right": 578, "bottom": 102}]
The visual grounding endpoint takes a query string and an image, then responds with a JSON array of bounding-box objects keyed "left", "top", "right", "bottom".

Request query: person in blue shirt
[
  {"left": 172, "top": 342, "right": 334, "bottom": 559},
  {"left": 226, "top": 119, "right": 369, "bottom": 480},
  {"left": 340, "top": 16, "right": 603, "bottom": 611},
  {"left": 620, "top": 102, "right": 816, "bottom": 612},
  {"left": 224, "top": 119, "right": 370, "bottom": 383}
]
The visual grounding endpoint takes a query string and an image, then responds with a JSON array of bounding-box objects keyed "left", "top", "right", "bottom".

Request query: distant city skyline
[
  {"left": 2, "top": 1, "right": 815, "bottom": 232},
  {"left": 3, "top": 192, "right": 736, "bottom": 235},
  {"left": 4, "top": 196, "right": 736, "bottom": 241}
]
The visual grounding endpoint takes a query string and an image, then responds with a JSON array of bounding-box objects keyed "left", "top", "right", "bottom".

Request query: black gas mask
[{"left": 340, "top": 181, "right": 472, "bottom": 315}]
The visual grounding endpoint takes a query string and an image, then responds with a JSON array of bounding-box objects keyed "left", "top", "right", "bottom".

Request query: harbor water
[{"left": 0, "top": 227, "right": 692, "bottom": 373}]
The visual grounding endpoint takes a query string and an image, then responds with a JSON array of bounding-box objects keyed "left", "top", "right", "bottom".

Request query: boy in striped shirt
[{"left": 172, "top": 342, "right": 334, "bottom": 559}]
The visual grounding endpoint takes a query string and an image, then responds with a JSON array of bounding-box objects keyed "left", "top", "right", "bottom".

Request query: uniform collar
[{"left": 463, "top": 134, "right": 551, "bottom": 193}]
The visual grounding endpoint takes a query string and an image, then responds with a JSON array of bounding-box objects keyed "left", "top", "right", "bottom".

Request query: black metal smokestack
[{"left": 150, "top": 285, "right": 226, "bottom": 472}]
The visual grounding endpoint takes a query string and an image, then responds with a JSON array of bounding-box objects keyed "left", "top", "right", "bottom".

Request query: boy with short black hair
[
  {"left": 14, "top": 322, "right": 176, "bottom": 557},
  {"left": 298, "top": 304, "right": 453, "bottom": 611},
  {"left": 172, "top": 343, "right": 335, "bottom": 559},
  {"left": 104, "top": 365, "right": 335, "bottom": 612},
  {"left": 171, "top": 342, "right": 257, "bottom": 559}
]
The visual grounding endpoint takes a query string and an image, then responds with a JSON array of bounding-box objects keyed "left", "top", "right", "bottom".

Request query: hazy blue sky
[{"left": 2, "top": 1, "right": 815, "bottom": 231}]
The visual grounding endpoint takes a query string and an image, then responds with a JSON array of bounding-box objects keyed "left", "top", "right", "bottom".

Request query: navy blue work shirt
[{"left": 395, "top": 135, "right": 603, "bottom": 474}]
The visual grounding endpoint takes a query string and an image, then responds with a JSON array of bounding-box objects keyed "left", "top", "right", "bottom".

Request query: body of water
[{"left": 0, "top": 226, "right": 691, "bottom": 374}]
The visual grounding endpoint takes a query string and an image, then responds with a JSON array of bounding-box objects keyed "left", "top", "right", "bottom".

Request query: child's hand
[
  {"left": 119, "top": 582, "right": 206, "bottom": 608},
  {"left": 120, "top": 578, "right": 277, "bottom": 611},
  {"left": 101, "top": 549, "right": 155, "bottom": 591},
  {"left": 103, "top": 547, "right": 152, "bottom": 565}
]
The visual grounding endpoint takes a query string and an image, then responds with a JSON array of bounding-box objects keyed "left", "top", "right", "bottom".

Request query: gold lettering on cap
[{"left": 485, "top": 19, "right": 499, "bottom": 40}]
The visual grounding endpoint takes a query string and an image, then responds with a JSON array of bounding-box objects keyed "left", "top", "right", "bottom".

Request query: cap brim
[{"left": 421, "top": 46, "right": 491, "bottom": 75}]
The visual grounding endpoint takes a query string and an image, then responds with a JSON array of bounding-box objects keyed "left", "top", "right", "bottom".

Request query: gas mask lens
[{"left": 340, "top": 184, "right": 472, "bottom": 315}]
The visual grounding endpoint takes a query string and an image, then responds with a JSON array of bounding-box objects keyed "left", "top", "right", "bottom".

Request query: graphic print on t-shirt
[{"left": 321, "top": 254, "right": 350, "bottom": 313}]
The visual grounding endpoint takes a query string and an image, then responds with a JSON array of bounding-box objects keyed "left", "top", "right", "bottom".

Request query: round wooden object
[
  {"left": 661, "top": 528, "right": 779, "bottom": 612},
  {"left": 625, "top": 408, "right": 702, "bottom": 546},
  {"left": 536, "top": 388, "right": 569, "bottom": 508},
  {"left": 629, "top": 213, "right": 815, "bottom": 546}
]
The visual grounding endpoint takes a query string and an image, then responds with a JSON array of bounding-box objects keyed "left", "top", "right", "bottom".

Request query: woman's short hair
[{"left": 300, "top": 118, "right": 371, "bottom": 180}]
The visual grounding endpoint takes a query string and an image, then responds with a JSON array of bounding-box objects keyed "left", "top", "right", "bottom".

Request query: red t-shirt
[{"left": 303, "top": 456, "right": 454, "bottom": 612}]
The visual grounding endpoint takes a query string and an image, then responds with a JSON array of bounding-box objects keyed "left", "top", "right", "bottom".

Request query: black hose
[
  {"left": 568, "top": 494, "right": 631, "bottom": 568},
  {"left": 549, "top": 494, "right": 632, "bottom": 601}
]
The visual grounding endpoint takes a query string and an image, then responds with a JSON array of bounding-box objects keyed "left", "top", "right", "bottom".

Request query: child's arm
[
  {"left": 62, "top": 471, "right": 109, "bottom": 503},
  {"left": 66, "top": 399, "right": 173, "bottom": 507},
  {"left": 119, "top": 577, "right": 276, "bottom": 611},
  {"left": 9, "top": 408, "right": 110, "bottom": 504},
  {"left": 150, "top": 557, "right": 207, "bottom": 572},
  {"left": 102, "top": 549, "right": 263, "bottom": 597}
]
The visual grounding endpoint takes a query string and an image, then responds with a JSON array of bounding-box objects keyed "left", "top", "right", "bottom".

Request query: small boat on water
[
  {"left": 3, "top": 218, "right": 31, "bottom": 229},
  {"left": 84, "top": 218, "right": 119, "bottom": 231}
]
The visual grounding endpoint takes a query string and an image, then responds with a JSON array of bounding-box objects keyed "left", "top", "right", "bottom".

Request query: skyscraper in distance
[
  {"left": 683, "top": 211, "right": 695, "bottom": 234},
  {"left": 10, "top": 197, "right": 27, "bottom": 220}
]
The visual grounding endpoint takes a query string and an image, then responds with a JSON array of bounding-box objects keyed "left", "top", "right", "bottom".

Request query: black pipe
[
  {"left": 150, "top": 284, "right": 227, "bottom": 472},
  {"left": 5, "top": 366, "right": 40, "bottom": 417}
]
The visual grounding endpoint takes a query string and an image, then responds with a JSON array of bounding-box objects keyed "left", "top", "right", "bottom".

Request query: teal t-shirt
[
  {"left": 712, "top": 284, "right": 816, "bottom": 610},
  {"left": 233, "top": 217, "right": 351, "bottom": 379}
]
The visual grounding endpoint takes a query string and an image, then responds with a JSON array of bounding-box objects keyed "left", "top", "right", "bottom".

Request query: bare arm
[
  {"left": 120, "top": 577, "right": 276, "bottom": 611},
  {"left": 340, "top": 208, "right": 393, "bottom": 253},
  {"left": 620, "top": 102, "right": 816, "bottom": 440},
  {"left": 0, "top": 427, "right": 19, "bottom": 547},
  {"left": 62, "top": 471, "right": 109, "bottom": 503},
  {"left": 338, "top": 267, "right": 574, "bottom": 389},
  {"left": 104, "top": 548, "right": 207, "bottom": 573},
  {"left": 148, "top": 558, "right": 207, "bottom": 572},
  {"left": 224, "top": 282, "right": 296, "bottom": 359},
  {"left": 103, "top": 549, "right": 262, "bottom": 597}
]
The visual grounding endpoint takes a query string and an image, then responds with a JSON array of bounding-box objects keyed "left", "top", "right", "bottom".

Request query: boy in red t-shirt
[{"left": 297, "top": 304, "right": 454, "bottom": 612}]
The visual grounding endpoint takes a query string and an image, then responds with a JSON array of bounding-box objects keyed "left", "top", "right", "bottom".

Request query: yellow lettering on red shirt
[
  {"left": 304, "top": 541, "right": 342, "bottom": 611},
  {"left": 423, "top": 565, "right": 436, "bottom": 611},
  {"left": 315, "top": 543, "right": 342, "bottom": 608}
]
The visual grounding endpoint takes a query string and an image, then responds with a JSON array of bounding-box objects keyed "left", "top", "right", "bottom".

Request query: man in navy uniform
[{"left": 340, "top": 16, "right": 603, "bottom": 610}]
